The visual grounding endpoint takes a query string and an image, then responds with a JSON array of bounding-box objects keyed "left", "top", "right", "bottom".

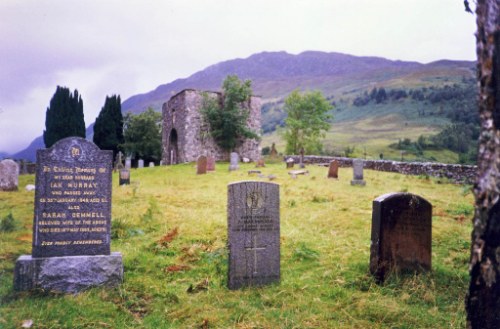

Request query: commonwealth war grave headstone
[
  {"left": 370, "top": 192, "right": 432, "bottom": 282},
  {"left": 228, "top": 181, "right": 280, "bottom": 289},
  {"left": 0, "top": 159, "right": 19, "bottom": 191},
  {"left": 350, "top": 159, "right": 366, "bottom": 186},
  {"left": 197, "top": 155, "right": 207, "bottom": 175},
  {"left": 14, "top": 137, "right": 123, "bottom": 293},
  {"left": 229, "top": 152, "right": 239, "bottom": 171},
  {"left": 327, "top": 160, "right": 339, "bottom": 179}
]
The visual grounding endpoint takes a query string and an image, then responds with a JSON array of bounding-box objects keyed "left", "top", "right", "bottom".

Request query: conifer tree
[
  {"left": 43, "top": 86, "right": 85, "bottom": 148},
  {"left": 93, "top": 95, "right": 124, "bottom": 158}
]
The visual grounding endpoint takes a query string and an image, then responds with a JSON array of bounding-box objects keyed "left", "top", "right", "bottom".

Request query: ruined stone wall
[
  {"left": 161, "top": 89, "right": 261, "bottom": 164},
  {"left": 285, "top": 155, "right": 477, "bottom": 184}
]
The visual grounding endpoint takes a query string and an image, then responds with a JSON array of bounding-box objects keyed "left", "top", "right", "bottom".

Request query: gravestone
[
  {"left": 0, "top": 159, "right": 19, "bottom": 191},
  {"left": 114, "top": 151, "right": 124, "bottom": 171},
  {"left": 327, "top": 160, "right": 339, "bottom": 179},
  {"left": 270, "top": 143, "right": 278, "bottom": 158},
  {"left": 206, "top": 156, "right": 215, "bottom": 171},
  {"left": 125, "top": 157, "right": 131, "bottom": 169},
  {"left": 228, "top": 181, "right": 280, "bottom": 289},
  {"left": 370, "top": 192, "right": 432, "bottom": 282},
  {"left": 13, "top": 137, "right": 123, "bottom": 293},
  {"left": 138, "top": 159, "right": 144, "bottom": 168},
  {"left": 149, "top": 162, "right": 154, "bottom": 168},
  {"left": 119, "top": 169, "right": 130, "bottom": 185},
  {"left": 350, "top": 159, "right": 366, "bottom": 186},
  {"left": 229, "top": 152, "right": 239, "bottom": 171},
  {"left": 197, "top": 155, "right": 207, "bottom": 175},
  {"left": 286, "top": 158, "right": 294, "bottom": 169},
  {"left": 21, "top": 160, "right": 28, "bottom": 175},
  {"left": 256, "top": 158, "right": 265, "bottom": 168},
  {"left": 299, "top": 148, "right": 305, "bottom": 169}
]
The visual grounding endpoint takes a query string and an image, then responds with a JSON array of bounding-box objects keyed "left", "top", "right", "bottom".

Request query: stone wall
[
  {"left": 161, "top": 89, "right": 261, "bottom": 164},
  {"left": 285, "top": 155, "right": 477, "bottom": 184}
]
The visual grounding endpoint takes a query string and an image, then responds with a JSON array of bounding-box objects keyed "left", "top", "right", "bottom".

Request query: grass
[{"left": 0, "top": 162, "right": 473, "bottom": 328}]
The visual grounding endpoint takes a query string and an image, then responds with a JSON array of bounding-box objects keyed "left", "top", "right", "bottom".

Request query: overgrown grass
[{"left": 0, "top": 163, "right": 473, "bottom": 328}]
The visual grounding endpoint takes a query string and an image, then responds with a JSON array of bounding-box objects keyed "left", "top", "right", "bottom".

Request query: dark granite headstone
[
  {"left": 197, "top": 155, "right": 207, "bottom": 175},
  {"left": 228, "top": 181, "right": 280, "bottom": 289},
  {"left": 119, "top": 169, "right": 130, "bottom": 186},
  {"left": 206, "top": 156, "right": 215, "bottom": 171},
  {"left": 370, "top": 192, "right": 432, "bottom": 282},
  {"left": 14, "top": 137, "right": 123, "bottom": 293},
  {"left": 327, "top": 160, "right": 339, "bottom": 179},
  {"left": 0, "top": 159, "right": 19, "bottom": 191},
  {"left": 32, "top": 137, "right": 112, "bottom": 257},
  {"left": 350, "top": 159, "right": 366, "bottom": 186}
]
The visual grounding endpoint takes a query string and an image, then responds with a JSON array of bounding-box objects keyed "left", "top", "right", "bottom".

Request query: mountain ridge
[{"left": 10, "top": 51, "right": 475, "bottom": 161}]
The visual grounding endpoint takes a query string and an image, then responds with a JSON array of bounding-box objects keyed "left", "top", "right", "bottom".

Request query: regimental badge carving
[{"left": 246, "top": 190, "right": 263, "bottom": 210}]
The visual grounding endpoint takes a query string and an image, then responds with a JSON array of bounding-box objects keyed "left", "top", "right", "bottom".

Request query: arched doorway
[{"left": 168, "top": 129, "right": 179, "bottom": 164}]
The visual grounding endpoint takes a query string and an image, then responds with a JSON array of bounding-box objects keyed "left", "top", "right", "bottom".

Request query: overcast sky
[{"left": 0, "top": 0, "right": 476, "bottom": 154}]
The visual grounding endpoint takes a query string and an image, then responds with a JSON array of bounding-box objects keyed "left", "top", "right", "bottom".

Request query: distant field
[{"left": 0, "top": 162, "right": 473, "bottom": 328}]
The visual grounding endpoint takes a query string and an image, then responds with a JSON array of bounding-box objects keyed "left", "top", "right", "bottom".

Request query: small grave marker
[
  {"left": 229, "top": 152, "right": 239, "bottom": 171},
  {"left": 0, "top": 159, "right": 19, "bottom": 191},
  {"left": 197, "top": 155, "right": 207, "bottom": 175},
  {"left": 138, "top": 159, "right": 144, "bottom": 168},
  {"left": 350, "top": 159, "right": 366, "bottom": 186},
  {"left": 119, "top": 169, "right": 130, "bottom": 185},
  {"left": 207, "top": 156, "right": 215, "bottom": 171},
  {"left": 370, "top": 192, "right": 432, "bottom": 282},
  {"left": 327, "top": 160, "right": 339, "bottom": 179},
  {"left": 228, "top": 181, "right": 280, "bottom": 289},
  {"left": 125, "top": 157, "right": 131, "bottom": 169}
]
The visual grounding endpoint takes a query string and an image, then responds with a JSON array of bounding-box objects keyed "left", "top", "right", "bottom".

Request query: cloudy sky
[{"left": 0, "top": 0, "right": 476, "bottom": 154}]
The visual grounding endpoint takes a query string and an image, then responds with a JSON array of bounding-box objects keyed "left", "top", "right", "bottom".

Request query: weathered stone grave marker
[
  {"left": 299, "top": 147, "right": 305, "bottom": 169},
  {"left": 14, "top": 137, "right": 123, "bottom": 293},
  {"left": 370, "top": 192, "right": 432, "bottom": 282},
  {"left": 228, "top": 181, "right": 280, "bottom": 289},
  {"left": 138, "top": 159, "right": 144, "bottom": 168},
  {"left": 207, "top": 156, "right": 215, "bottom": 171},
  {"left": 327, "top": 160, "right": 339, "bottom": 179},
  {"left": 256, "top": 158, "right": 265, "bottom": 168},
  {"left": 149, "top": 162, "right": 154, "bottom": 168},
  {"left": 229, "top": 152, "right": 239, "bottom": 171},
  {"left": 125, "top": 157, "right": 131, "bottom": 169},
  {"left": 119, "top": 169, "right": 130, "bottom": 186},
  {"left": 197, "top": 155, "right": 207, "bottom": 175},
  {"left": 286, "top": 158, "right": 294, "bottom": 169},
  {"left": 114, "top": 151, "right": 124, "bottom": 171},
  {"left": 0, "top": 159, "right": 19, "bottom": 191},
  {"left": 350, "top": 159, "right": 366, "bottom": 186}
]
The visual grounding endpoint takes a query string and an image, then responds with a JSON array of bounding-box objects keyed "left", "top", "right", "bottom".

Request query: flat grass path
[{"left": 0, "top": 162, "right": 472, "bottom": 328}]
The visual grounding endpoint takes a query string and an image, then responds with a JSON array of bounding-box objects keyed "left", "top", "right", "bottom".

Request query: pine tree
[
  {"left": 43, "top": 86, "right": 85, "bottom": 148},
  {"left": 93, "top": 95, "right": 124, "bottom": 158}
]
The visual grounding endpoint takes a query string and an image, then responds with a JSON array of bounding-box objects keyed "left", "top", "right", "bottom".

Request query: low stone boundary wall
[{"left": 284, "top": 155, "right": 477, "bottom": 184}]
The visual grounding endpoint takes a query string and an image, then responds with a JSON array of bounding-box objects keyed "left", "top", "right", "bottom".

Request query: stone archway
[{"left": 168, "top": 129, "right": 179, "bottom": 164}]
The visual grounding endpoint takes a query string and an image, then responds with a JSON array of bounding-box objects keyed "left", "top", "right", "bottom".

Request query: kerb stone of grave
[
  {"left": 228, "top": 181, "right": 280, "bottom": 289},
  {"left": 13, "top": 137, "right": 123, "bottom": 293},
  {"left": 370, "top": 192, "right": 432, "bottom": 282},
  {"left": 229, "top": 152, "right": 240, "bottom": 171},
  {"left": 327, "top": 160, "right": 339, "bottom": 179},
  {"left": 119, "top": 169, "right": 130, "bottom": 185},
  {"left": 197, "top": 155, "right": 207, "bottom": 174},
  {"left": 350, "top": 158, "right": 366, "bottom": 186},
  {"left": 138, "top": 159, "right": 144, "bottom": 168},
  {"left": 0, "top": 159, "right": 19, "bottom": 191},
  {"left": 207, "top": 156, "right": 216, "bottom": 171}
]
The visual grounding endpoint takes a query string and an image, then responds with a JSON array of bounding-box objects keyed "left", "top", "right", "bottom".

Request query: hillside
[{"left": 12, "top": 51, "right": 476, "bottom": 162}]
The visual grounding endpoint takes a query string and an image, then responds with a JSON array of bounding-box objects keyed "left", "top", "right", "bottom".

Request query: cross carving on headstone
[{"left": 245, "top": 235, "right": 266, "bottom": 274}]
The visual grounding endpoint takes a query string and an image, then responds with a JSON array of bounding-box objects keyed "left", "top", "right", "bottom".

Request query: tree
[
  {"left": 93, "top": 95, "right": 124, "bottom": 158},
  {"left": 121, "top": 108, "right": 162, "bottom": 163},
  {"left": 282, "top": 90, "right": 333, "bottom": 154},
  {"left": 201, "top": 75, "right": 259, "bottom": 153},
  {"left": 466, "top": 1, "right": 500, "bottom": 328},
  {"left": 43, "top": 86, "right": 85, "bottom": 148}
]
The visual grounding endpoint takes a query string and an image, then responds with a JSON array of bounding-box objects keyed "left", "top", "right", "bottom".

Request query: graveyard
[{"left": 0, "top": 158, "right": 472, "bottom": 328}]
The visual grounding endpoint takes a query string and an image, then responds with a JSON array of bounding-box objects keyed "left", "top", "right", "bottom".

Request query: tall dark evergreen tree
[
  {"left": 93, "top": 95, "right": 124, "bottom": 158},
  {"left": 43, "top": 86, "right": 85, "bottom": 148}
]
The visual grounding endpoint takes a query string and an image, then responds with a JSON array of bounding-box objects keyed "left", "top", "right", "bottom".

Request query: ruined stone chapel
[{"left": 161, "top": 89, "right": 261, "bottom": 164}]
